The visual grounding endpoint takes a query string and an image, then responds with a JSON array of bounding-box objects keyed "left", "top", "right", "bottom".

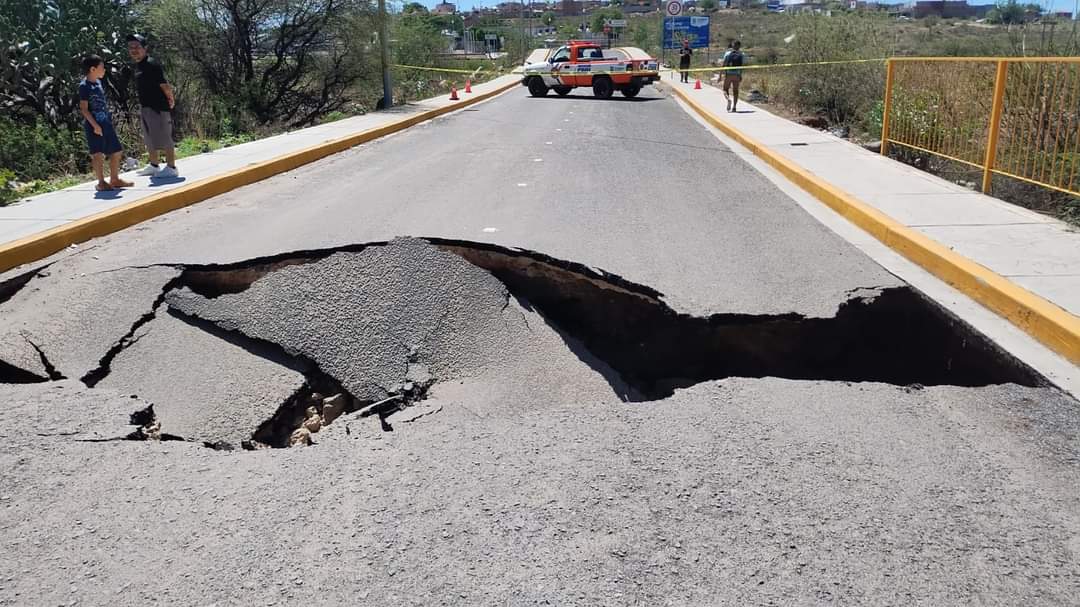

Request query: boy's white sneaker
[
  {"left": 135, "top": 164, "right": 160, "bottom": 176},
  {"left": 156, "top": 166, "right": 179, "bottom": 178}
]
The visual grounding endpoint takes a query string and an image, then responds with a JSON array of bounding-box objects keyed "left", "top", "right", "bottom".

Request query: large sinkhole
[{"left": 0, "top": 237, "right": 1043, "bottom": 449}]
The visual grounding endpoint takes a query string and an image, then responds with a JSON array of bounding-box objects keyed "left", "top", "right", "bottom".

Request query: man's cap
[{"left": 126, "top": 33, "right": 148, "bottom": 46}]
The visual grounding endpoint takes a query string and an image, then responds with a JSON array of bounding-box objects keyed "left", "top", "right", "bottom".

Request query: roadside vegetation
[
  {"left": 0, "top": 0, "right": 515, "bottom": 205},
  {"left": 617, "top": 6, "right": 1079, "bottom": 224},
  {"left": 2, "top": 1, "right": 1078, "bottom": 222}
]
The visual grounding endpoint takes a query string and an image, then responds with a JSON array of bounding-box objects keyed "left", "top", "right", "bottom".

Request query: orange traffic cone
[
  {"left": 694, "top": 79, "right": 702, "bottom": 90},
  {"left": 465, "top": 79, "right": 472, "bottom": 93},
  {"left": 449, "top": 86, "right": 459, "bottom": 101}
]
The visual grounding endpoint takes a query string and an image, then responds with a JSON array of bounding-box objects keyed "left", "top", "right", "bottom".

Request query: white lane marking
[
  {"left": 517, "top": 183, "right": 528, "bottom": 187},
  {"left": 533, "top": 158, "right": 543, "bottom": 162},
  {"left": 482, "top": 227, "right": 499, "bottom": 233},
  {"left": 545, "top": 141, "right": 553, "bottom": 145}
]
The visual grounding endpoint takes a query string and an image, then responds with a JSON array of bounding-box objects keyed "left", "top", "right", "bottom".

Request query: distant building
[
  {"left": 910, "top": 1, "right": 993, "bottom": 19},
  {"left": 433, "top": 1, "right": 456, "bottom": 15},
  {"left": 1052, "top": 10, "right": 1074, "bottom": 19},
  {"left": 497, "top": 1, "right": 524, "bottom": 15},
  {"left": 781, "top": 0, "right": 827, "bottom": 13},
  {"left": 850, "top": 1, "right": 891, "bottom": 9}
]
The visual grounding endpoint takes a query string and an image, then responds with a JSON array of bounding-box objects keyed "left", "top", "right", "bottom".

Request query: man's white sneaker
[
  {"left": 135, "top": 164, "right": 160, "bottom": 176},
  {"left": 156, "top": 166, "right": 179, "bottom": 178}
]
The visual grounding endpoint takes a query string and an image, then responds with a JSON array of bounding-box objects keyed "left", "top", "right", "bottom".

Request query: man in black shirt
[
  {"left": 127, "top": 34, "right": 179, "bottom": 178},
  {"left": 678, "top": 39, "right": 692, "bottom": 84}
]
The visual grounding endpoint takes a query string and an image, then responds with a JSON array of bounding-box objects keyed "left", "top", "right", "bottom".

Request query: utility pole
[
  {"left": 521, "top": 1, "right": 528, "bottom": 64},
  {"left": 378, "top": 0, "right": 393, "bottom": 109}
]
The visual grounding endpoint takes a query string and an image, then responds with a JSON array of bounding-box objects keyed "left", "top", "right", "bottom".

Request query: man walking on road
[
  {"left": 722, "top": 40, "right": 744, "bottom": 113},
  {"left": 127, "top": 34, "right": 179, "bottom": 178},
  {"left": 678, "top": 39, "right": 693, "bottom": 84}
]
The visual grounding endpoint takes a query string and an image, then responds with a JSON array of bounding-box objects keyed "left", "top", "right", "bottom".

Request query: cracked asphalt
[{"left": 0, "top": 86, "right": 1078, "bottom": 605}]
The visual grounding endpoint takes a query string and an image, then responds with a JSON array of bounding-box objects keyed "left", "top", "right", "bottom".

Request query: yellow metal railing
[{"left": 882, "top": 57, "right": 1080, "bottom": 197}]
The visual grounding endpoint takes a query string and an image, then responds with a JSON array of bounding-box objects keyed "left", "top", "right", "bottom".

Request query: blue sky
[{"left": 413, "top": 0, "right": 1078, "bottom": 15}]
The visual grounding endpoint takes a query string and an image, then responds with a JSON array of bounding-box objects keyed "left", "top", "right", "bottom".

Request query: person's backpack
[{"left": 726, "top": 50, "right": 744, "bottom": 68}]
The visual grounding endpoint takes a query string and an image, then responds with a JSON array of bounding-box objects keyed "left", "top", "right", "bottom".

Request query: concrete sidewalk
[
  {"left": 665, "top": 73, "right": 1079, "bottom": 352},
  {"left": 0, "top": 75, "right": 519, "bottom": 248}
]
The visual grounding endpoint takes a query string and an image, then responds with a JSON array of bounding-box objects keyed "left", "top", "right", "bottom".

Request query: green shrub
[
  {"left": 0, "top": 168, "right": 19, "bottom": 205},
  {"left": 781, "top": 13, "right": 888, "bottom": 128},
  {"left": 0, "top": 116, "right": 87, "bottom": 181}
]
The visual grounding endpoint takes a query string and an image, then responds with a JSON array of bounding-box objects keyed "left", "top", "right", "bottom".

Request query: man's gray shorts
[{"left": 139, "top": 107, "right": 174, "bottom": 151}]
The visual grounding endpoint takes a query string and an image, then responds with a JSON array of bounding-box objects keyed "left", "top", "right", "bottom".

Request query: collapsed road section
[{"left": 0, "top": 237, "right": 1046, "bottom": 450}]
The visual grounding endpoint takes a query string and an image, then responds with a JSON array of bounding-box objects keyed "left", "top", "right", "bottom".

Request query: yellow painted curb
[
  {"left": 0, "top": 80, "right": 520, "bottom": 274},
  {"left": 669, "top": 84, "right": 1080, "bottom": 365}
]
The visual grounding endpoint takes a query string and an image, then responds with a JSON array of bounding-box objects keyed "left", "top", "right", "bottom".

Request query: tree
[
  {"left": 402, "top": 2, "right": 428, "bottom": 14},
  {"left": 153, "top": 0, "right": 379, "bottom": 127},
  {"left": 0, "top": 0, "right": 136, "bottom": 128},
  {"left": 988, "top": 0, "right": 1027, "bottom": 24},
  {"left": 631, "top": 19, "right": 655, "bottom": 51},
  {"left": 591, "top": 7, "right": 623, "bottom": 33},
  {"left": 430, "top": 14, "right": 464, "bottom": 34},
  {"left": 542, "top": 11, "right": 556, "bottom": 26},
  {"left": 394, "top": 6, "right": 449, "bottom": 68},
  {"left": 698, "top": 0, "right": 717, "bottom": 11}
]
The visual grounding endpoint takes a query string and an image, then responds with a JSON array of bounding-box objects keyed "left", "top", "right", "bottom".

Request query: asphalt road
[
  {"left": 1, "top": 85, "right": 900, "bottom": 318},
  {"left": 1, "top": 86, "right": 1078, "bottom": 605}
]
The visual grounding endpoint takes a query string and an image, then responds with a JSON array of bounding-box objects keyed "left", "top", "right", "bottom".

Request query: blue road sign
[{"left": 663, "top": 16, "right": 710, "bottom": 49}]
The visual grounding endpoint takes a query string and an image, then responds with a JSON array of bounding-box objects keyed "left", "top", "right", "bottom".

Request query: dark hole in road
[
  {"left": 429, "top": 239, "right": 1041, "bottom": 399},
  {"left": 1, "top": 238, "right": 1044, "bottom": 450},
  {"left": 164, "top": 239, "right": 1042, "bottom": 409},
  {"left": 126, "top": 404, "right": 186, "bottom": 442}
]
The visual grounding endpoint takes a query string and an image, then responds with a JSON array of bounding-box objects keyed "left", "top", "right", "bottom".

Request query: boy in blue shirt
[{"left": 78, "top": 55, "right": 133, "bottom": 192}]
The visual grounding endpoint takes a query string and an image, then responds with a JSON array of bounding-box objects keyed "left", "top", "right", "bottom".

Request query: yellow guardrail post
[
  {"left": 982, "top": 59, "right": 1009, "bottom": 194},
  {"left": 880, "top": 59, "right": 895, "bottom": 156}
]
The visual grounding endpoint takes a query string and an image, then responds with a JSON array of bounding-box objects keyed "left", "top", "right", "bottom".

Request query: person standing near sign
[
  {"left": 678, "top": 39, "right": 692, "bottom": 83},
  {"left": 722, "top": 40, "right": 744, "bottom": 112}
]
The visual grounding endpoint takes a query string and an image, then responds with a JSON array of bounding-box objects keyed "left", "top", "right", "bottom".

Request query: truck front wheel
[
  {"left": 527, "top": 77, "right": 549, "bottom": 97},
  {"left": 592, "top": 76, "right": 614, "bottom": 99},
  {"left": 553, "top": 86, "right": 572, "bottom": 96}
]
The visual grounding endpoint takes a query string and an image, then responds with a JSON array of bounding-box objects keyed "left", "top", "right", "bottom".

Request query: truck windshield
[{"left": 550, "top": 48, "right": 570, "bottom": 63}]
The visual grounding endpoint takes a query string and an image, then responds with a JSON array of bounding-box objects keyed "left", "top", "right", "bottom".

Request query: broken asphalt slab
[
  {"left": 97, "top": 312, "right": 307, "bottom": 447},
  {"left": 0, "top": 265, "right": 180, "bottom": 381},
  {"left": 166, "top": 237, "right": 570, "bottom": 403},
  {"left": 0, "top": 380, "right": 148, "bottom": 444}
]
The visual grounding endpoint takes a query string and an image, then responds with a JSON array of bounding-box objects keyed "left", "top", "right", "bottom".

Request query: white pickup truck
[{"left": 521, "top": 42, "right": 660, "bottom": 99}]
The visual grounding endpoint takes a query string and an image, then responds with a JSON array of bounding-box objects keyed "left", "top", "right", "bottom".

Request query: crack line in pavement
[
  {"left": 21, "top": 334, "right": 65, "bottom": 381},
  {"left": 80, "top": 276, "right": 184, "bottom": 387},
  {"left": 0, "top": 262, "right": 56, "bottom": 306}
]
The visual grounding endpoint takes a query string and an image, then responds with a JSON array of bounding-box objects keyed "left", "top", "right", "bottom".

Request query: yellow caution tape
[
  {"left": 392, "top": 64, "right": 503, "bottom": 75},
  {"left": 673, "top": 58, "right": 888, "bottom": 74},
  {"left": 394, "top": 57, "right": 887, "bottom": 78},
  {"left": 524, "top": 71, "right": 663, "bottom": 77}
]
